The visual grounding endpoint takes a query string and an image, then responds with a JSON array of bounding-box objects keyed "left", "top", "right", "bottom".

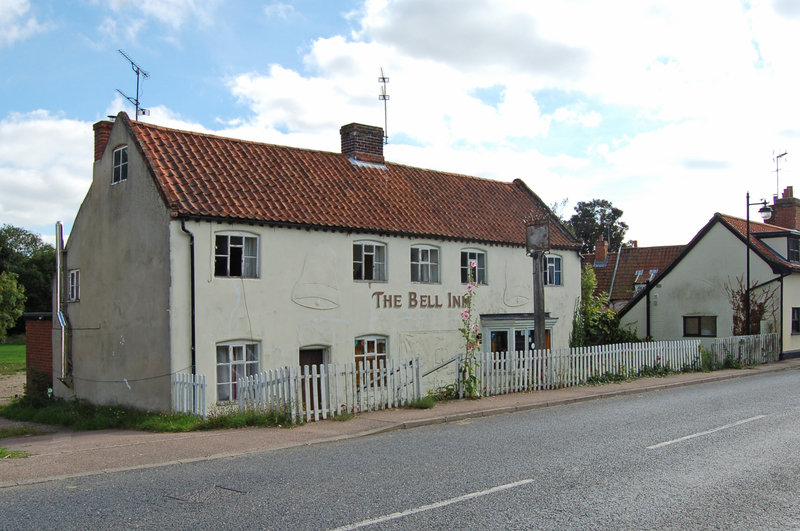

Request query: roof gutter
[{"left": 174, "top": 213, "right": 581, "bottom": 251}]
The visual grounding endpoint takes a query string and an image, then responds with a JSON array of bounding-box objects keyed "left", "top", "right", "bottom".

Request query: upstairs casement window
[
  {"left": 353, "top": 241, "right": 387, "bottom": 281},
  {"left": 683, "top": 316, "right": 717, "bottom": 337},
  {"left": 460, "top": 249, "right": 487, "bottom": 284},
  {"left": 112, "top": 146, "right": 128, "bottom": 184},
  {"left": 544, "top": 255, "right": 562, "bottom": 286},
  {"left": 215, "top": 233, "right": 258, "bottom": 278},
  {"left": 411, "top": 245, "right": 440, "bottom": 283},
  {"left": 216, "top": 342, "right": 259, "bottom": 402},
  {"left": 68, "top": 269, "right": 80, "bottom": 302},
  {"left": 789, "top": 238, "right": 800, "bottom": 263}
]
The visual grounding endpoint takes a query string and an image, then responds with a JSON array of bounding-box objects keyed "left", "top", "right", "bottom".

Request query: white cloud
[
  {"left": 26, "top": 0, "right": 800, "bottom": 248},
  {"left": 0, "top": 0, "right": 48, "bottom": 46},
  {"left": 98, "top": 0, "right": 222, "bottom": 41},
  {"left": 264, "top": 3, "right": 297, "bottom": 20},
  {"left": 0, "top": 111, "right": 92, "bottom": 235}
]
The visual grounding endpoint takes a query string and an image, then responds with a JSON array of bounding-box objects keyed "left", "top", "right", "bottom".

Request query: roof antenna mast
[
  {"left": 773, "top": 150, "right": 788, "bottom": 198},
  {"left": 117, "top": 49, "right": 150, "bottom": 120},
  {"left": 378, "top": 67, "right": 389, "bottom": 144}
]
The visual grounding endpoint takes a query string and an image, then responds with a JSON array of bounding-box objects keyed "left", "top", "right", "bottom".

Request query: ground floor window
[
  {"left": 216, "top": 342, "right": 259, "bottom": 402},
  {"left": 489, "top": 328, "right": 551, "bottom": 354},
  {"left": 354, "top": 336, "right": 387, "bottom": 387},
  {"left": 792, "top": 308, "right": 800, "bottom": 334},
  {"left": 683, "top": 316, "right": 717, "bottom": 337}
]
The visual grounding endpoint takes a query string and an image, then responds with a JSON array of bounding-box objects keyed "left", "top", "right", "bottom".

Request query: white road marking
[
  {"left": 330, "top": 479, "right": 535, "bottom": 530},
  {"left": 647, "top": 415, "right": 767, "bottom": 450}
]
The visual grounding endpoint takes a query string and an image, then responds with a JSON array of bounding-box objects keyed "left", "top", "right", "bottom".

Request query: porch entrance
[{"left": 299, "top": 347, "right": 327, "bottom": 411}]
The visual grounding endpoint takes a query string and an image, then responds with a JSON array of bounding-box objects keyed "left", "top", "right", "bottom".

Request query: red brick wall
[{"left": 25, "top": 318, "right": 53, "bottom": 389}]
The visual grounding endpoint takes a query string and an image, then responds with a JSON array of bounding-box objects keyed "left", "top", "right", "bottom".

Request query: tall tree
[
  {"left": 0, "top": 271, "right": 26, "bottom": 342},
  {"left": 0, "top": 225, "right": 56, "bottom": 314},
  {"left": 568, "top": 199, "right": 629, "bottom": 254}
]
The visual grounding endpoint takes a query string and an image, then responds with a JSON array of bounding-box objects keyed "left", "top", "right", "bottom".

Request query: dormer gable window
[
  {"left": 789, "top": 238, "right": 799, "bottom": 263},
  {"left": 112, "top": 146, "right": 128, "bottom": 184}
]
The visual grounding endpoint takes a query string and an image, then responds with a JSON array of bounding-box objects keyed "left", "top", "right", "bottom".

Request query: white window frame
[
  {"left": 215, "top": 233, "right": 259, "bottom": 278},
  {"left": 789, "top": 238, "right": 800, "bottom": 263},
  {"left": 353, "top": 241, "right": 387, "bottom": 281},
  {"left": 68, "top": 269, "right": 80, "bottom": 302},
  {"left": 354, "top": 335, "right": 388, "bottom": 367},
  {"left": 460, "top": 249, "right": 487, "bottom": 284},
  {"left": 411, "top": 244, "right": 440, "bottom": 283},
  {"left": 112, "top": 145, "right": 128, "bottom": 184},
  {"left": 544, "top": 255, "right": 562, "bottom": 286},
  {"left": 216, "top": 341, "right": 259, "bottom": 402}
]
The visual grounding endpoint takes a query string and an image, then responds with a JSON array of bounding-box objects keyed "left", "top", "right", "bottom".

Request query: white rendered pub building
[{"left": 53, "top": 113, "right": 582, "bottom": 412}]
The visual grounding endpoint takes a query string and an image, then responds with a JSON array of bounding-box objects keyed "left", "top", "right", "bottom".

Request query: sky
[{"left": 2, "top": 0, "right": 800, "bottom": 248}]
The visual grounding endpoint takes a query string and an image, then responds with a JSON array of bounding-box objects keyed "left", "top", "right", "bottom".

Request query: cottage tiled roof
[
  {"left": 582, "top": 245, "right": 684, "bottom": 302},
  {"left": 582, "top": 250, "right": 618, "bottom": 295},
  {"left": 121, "top": 114, "right": 579, "bottom": 249}
]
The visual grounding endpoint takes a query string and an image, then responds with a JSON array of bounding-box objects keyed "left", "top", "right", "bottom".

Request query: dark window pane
[
  {"left": 229, "top": 246, "right": 243, "bottom": 276},
  {"left": 215, "top": 256, "right": 228, "bottom": 276}
]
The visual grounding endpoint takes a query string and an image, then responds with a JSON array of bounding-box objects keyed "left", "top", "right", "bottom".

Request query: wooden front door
[{"left": 299, "top": 348, "right": 324, "bottom": 412}]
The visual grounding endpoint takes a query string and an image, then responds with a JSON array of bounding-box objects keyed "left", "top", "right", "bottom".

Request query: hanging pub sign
[{"left": 525, "top": 218, "right": 550, "bottom": 254}]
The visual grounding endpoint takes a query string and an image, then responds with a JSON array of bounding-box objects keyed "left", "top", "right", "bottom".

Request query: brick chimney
[
  {"left": 340, "top": 123, "right": 384, "bottom": 164},
  {"left": 93, "top": 120, "right": 113, "bottom": 162},
  {"left": 594, "top": 235, "right": 609, "bottom": 265},
  {"left": 769, "top": 186, "right": 800, "bottom": 230}
]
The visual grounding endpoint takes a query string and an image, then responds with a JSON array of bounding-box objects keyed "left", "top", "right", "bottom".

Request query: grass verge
[
  {"left": 0, "top": 397, "right": 298, "bottom": 432},
  {"left": 0, "top": 426, "right": 42, "bottom": 439},
  {"left": 0, "top": 344, "right": 25, "bottom": 375},
  {"left": 0, "top": 447, "right": 30, "bottom": 459}
]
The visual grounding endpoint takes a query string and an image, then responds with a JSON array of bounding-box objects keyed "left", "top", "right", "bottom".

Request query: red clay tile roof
[
  {"left": 582, "top": 251, "right": 618, "bottom": 295},
  {"left": 582, "top": 245, "right": 684, "bottom": 302},
  {"left": 607, "top": 245, "right": 685, "bottom": 302},
  {"left": 120, "top": 113, "right": 579, "bottom": 249}
]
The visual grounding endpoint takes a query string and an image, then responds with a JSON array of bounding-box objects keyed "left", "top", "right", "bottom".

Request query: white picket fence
[
  {"left": 172, "top": 373, "right": 207, "bottom": 418},
  {"left": 459, "top": 334, "right": 780, "bottom": 397},
  {"left": 708, "top": 333, "right": 779, "bottom": 367},
  {"left": 460, "top": 339, "right": 701, "bottom": 397},
  {"left": 237, "top": 357, "right": 422, "bottom": 423}
]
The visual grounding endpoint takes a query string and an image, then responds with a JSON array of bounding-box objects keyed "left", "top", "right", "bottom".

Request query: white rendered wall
[{"left": 169, "top": 219, "right": 581, "bottom": 404}]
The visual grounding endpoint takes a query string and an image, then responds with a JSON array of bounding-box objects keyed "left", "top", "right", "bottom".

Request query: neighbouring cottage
[
  {"left": 52, "top": 112, "right": 582, "bottom": 413},
  {"left": 582, "top": 236, "right": 685, "bottom": 310},
  {"left": 619, "top": 186, "right": 800, "bottom": 356}
]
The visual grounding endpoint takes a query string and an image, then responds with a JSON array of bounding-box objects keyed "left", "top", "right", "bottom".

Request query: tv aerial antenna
[
  {"left": 378, "top": 67, "right": 389, "bottom": 144},
  {"left": 773, "top": 150, "right": 788, "bottom": 198},
  {"left": 116, "top": 49, "right": 150, "bottom": 120}
]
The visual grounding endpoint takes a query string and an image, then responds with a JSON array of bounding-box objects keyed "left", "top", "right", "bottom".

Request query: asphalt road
[{"left": 2, "top": 370, "right": 800, "bottom": 530}]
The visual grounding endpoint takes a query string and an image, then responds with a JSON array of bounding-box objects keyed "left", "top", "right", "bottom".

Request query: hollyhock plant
[{"left": 458, "top": 260, "right": 481, "bottom": 398}]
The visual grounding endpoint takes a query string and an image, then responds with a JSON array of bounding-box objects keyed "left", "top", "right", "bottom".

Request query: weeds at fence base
[
  {"left": 405, "top": 396, "right": 436, "bottom": 409},
  {"left": 331, "top": 410, "right": 355, "bottom": 421},
  {"left": 428, "top": 384, "right": 458, "bottom": 401}
]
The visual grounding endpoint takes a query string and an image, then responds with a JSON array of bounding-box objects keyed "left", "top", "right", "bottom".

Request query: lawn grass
[
  {"left": 0, "top": 344, "right": 25, "bottom": 375},
  {"left": 0, "top": 396, "right": 298, "bottom": 433}
]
